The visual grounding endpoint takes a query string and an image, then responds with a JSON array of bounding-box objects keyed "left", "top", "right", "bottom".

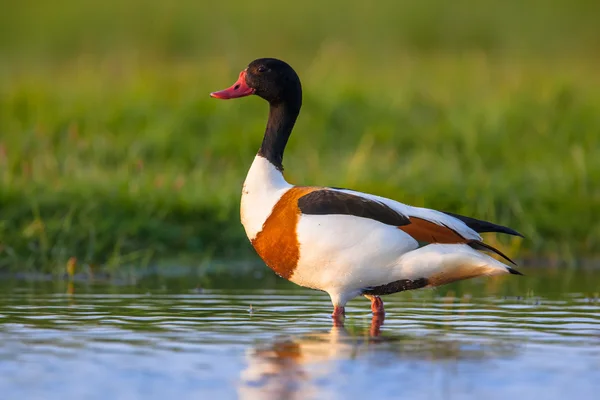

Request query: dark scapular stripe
[
  {"left": 362, "top": 278, "right": 429, "bottom": 296},
  {"left": 297, "top": 190, "right": 410, "bottom": 227},
  {"left": 442, "top": 211, "right": 524, "bottom": 237}
]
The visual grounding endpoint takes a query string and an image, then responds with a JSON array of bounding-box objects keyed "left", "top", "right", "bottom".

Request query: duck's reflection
[{"left": 238, "top": 315, "right": 515, "bottom": 400}]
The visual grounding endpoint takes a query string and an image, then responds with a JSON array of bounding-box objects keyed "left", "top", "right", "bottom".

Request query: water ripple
[{"left": 1, "top": 287, "right": 600, "bottom": 399}]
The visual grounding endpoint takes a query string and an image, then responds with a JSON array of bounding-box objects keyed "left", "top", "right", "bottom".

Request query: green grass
[{"left": 1, "top": 0, "right": 599, "bottom": 273}]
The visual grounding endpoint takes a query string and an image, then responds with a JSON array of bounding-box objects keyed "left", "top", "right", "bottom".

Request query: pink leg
[
  {"left": 331, "top": 305, "right": 345, "bottom": 322},
  {"left": 366, "top": 295, "right": 385, "bottom": 315},
  {"left": 370, "top": 313, "right": 385, "bottom": 337}
]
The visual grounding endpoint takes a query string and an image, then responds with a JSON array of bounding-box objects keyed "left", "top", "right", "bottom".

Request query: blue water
[{"left": 0, "top": 275, "right": 599, "bottom": 399}]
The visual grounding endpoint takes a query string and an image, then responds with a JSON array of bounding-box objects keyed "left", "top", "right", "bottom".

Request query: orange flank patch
[
  {"left": 399, "top": 217, "right": 467, "bottom": 244},
  {"left": 252, "top": 186, "right": 319, "bottom": 280}
]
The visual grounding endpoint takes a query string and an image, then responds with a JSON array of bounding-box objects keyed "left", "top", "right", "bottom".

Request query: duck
[{"left": 210, "top": 58, "right": 523, "bottom": 319}]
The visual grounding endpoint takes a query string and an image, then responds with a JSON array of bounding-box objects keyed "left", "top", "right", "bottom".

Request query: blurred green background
[{"left": 1, "top": 0, "right": 599, "bottom": 273}]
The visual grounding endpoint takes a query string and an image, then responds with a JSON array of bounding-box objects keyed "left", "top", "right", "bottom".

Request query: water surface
[{"left": 0, "top": 268, "right": 599, "bottom": 399}]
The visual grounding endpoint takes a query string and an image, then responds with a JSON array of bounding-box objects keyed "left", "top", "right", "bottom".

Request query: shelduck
[{"left": 210, "top": 58, "right": 523, "bottom": 319}]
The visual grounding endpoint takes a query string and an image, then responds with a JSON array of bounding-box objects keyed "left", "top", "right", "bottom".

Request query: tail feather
[
  {"left": 396, "top": 243, "right": 522, "bottom": 288},
  {"left": 507, "top": 267, "right": 524, "bottom": 276}
]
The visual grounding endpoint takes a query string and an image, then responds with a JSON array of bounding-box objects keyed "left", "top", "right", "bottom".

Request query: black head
[
  {"left": 245, "top": 58, "right": 301, "bottom": 105},
  {"left": 210, "top": 58, "right": 303, "bottom": 171},
  {"left": 210, "top": 58, "right": 302, "bottom": 107}
]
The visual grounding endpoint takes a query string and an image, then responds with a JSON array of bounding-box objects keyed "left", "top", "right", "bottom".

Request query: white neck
[{"left": 240, "top": 155, "right": 292, "bottom": 240}]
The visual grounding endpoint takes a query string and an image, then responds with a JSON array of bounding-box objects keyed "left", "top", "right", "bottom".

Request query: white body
[{"left": 241, "top": 156, "right": 513, "bottom": 307}]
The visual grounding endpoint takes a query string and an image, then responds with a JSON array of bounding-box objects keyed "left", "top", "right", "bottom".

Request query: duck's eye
[{"left": 257, "top": 65, "right": 267, "bottom": 73}]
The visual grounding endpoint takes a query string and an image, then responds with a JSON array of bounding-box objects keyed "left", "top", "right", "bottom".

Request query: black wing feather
[
  {"left": 443, "top": 211, "right": 524, "bottom": 238},
  {"left": 467, "top": 240, "right": 517, "bottom": 265},
  {"left": 298, "top": 190, "right": 410, "bottom": 227}
]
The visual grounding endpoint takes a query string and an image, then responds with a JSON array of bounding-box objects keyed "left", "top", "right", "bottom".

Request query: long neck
[{"left": 258, "top": 99, "right": 301, "bottom": 171}]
